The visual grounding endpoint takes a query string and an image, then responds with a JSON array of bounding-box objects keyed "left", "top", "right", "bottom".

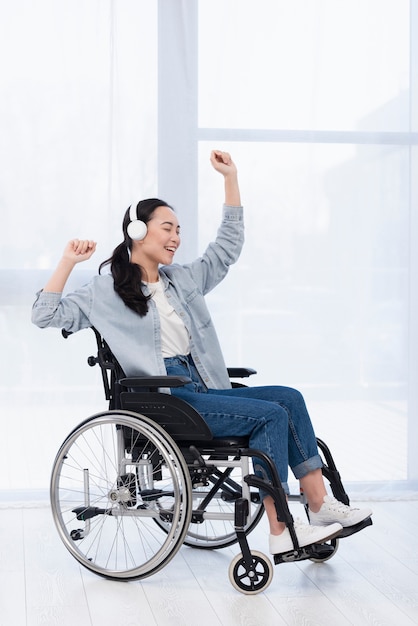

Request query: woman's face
[{"left": 137, "top": 205, "right": 181, "bottom": 267}]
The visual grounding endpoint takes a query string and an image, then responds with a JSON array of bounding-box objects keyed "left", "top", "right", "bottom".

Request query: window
[
  {"left": 194, "top": 0, "right": 414, "bottom": 489},
  {"left": 1, "top": 0, "right": 416, "bottom": 496}
]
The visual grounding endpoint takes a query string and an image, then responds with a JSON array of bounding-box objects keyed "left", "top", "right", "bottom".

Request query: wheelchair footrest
[
  {"left": 336, "top": 516, "right": 373, "bottom": 538},
  {"left": 273, "top": 542, "right": 334, "bottom": 565}
]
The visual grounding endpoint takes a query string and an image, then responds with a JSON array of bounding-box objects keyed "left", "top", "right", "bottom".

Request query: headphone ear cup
[{"left": 127, "top": 219, "right": 147, "bottom": 241}]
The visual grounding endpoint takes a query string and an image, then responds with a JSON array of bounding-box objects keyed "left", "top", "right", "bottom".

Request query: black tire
[
  {"left": 229, "top": 550, "right": 274, "bottom": 595},
  {"left": 50, "top": 410, "right": 192, "bottom": 580}
]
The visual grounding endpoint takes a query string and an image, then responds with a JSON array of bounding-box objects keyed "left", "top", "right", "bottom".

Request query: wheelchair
[{"left": 50, "top": 328, "right": 372, "bottom": 594}]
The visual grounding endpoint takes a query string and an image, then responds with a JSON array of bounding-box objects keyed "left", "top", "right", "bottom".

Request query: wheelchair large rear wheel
[{"left": 50, "top": 410, "right": 192, "bottom": 580}]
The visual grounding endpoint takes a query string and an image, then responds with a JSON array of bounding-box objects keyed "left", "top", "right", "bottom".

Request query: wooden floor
[{"left": 1, "top": 498, "right": 417, "bottom": 626}]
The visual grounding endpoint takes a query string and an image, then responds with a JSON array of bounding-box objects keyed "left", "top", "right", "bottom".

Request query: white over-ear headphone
[{"left": 127, "top": 203, "right": 147, "bottom": 240}]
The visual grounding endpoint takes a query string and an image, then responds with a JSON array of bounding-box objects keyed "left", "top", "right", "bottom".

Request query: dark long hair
[{"left": 99, "top": 198, "right": 171, "bottom": 317}]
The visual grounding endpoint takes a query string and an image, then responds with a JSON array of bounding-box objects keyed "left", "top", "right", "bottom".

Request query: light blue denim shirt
[{"left": 32, "top": 205, "right": 244, "bottom": 389}]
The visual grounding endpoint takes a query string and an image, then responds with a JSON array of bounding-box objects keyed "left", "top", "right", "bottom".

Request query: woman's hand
[
  {"left": 210, "top": 150, "right": 241, "bottom": 206},
  {"left": 210, "top": 150, "right": 237, "bottom": 177},
  {"left": 41, "top": 239, "right": 97, "bottom": 293},
  {"left": 63, "top": 239, "right": 97, "bottom": 264}
]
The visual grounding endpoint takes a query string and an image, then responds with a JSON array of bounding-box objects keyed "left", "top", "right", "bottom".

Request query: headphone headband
[{"left": 129, "top": 202, "right": 138, "bottom": 221}]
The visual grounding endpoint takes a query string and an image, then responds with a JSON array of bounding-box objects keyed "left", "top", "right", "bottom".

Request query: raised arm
[
  {"left": 42, "top": 239, "right": 97, "bottom": 293},
  {"left": 210, "top": 150, "right": 241, "bottom": 207}
]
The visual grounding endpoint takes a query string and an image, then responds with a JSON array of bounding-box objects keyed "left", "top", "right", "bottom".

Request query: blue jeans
[{"left": 164, "top": 355, "right": 323, "bottom": 495}]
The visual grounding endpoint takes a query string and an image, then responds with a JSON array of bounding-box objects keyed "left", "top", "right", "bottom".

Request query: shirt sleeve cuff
[{"left": 223, "top": 204, "right": 243, "bottom": 221}]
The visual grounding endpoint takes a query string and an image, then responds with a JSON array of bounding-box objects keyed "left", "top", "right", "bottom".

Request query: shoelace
[
  {"left": 294, "top": 518, "right": 322, "bottom": 533},
  {"left": 326, "top": 498, "right": 357, "bottom": 516}
]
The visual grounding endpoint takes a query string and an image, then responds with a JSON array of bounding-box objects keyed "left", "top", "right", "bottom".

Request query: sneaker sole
[
  {"left": 270, "top": 523, "right": 342, "bottom": 555},
  {"left": 317, "top": 527, "right": 343, "bottom": 543},
  {"left": 310, "top": 512, "right": 373, "bottom": 528}
]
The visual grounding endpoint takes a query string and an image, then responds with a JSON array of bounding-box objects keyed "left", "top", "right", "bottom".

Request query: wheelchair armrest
[
  {"left": 227, "top": 367, "right": 257, "bottom": 378},
  {"left": 119, "top": 375, "right": 192, "bottom": 389}
]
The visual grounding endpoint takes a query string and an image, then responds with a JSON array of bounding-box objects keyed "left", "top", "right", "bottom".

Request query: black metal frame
[{"left": 62, "top": 326, "right": 372, "bottom": 583}]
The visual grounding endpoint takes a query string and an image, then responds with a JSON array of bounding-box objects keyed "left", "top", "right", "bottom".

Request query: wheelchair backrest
[{"left": 77, "top": 326, "right": 213, "bottom": 441}]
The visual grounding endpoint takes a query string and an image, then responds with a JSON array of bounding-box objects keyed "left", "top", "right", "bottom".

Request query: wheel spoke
[{"left": 51, "top": 411, "right": 192, "bottom": 580}]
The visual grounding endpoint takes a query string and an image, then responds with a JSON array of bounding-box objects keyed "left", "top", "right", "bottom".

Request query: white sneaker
[
  {"left": 269, "top": 518, "right": 342, "bottom": 555},
  {"left": 309, "top": 495, "right": 373, "bottom": 528}
]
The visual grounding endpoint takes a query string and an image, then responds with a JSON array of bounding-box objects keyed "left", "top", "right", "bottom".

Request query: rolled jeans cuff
[{"left": 292, "top": 454, "right": 323, "bottom": 480}]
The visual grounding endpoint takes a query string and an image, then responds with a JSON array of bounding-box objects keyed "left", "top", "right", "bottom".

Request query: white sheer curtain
[
  {"left": 196, "top": 0, "right": 414, "bottom": 493},
  {"left": 0, "top": 0, "right": 158, "bottom": 495},
  {"left": 0, "top": 0, "right": 416, "bottom": 498}
]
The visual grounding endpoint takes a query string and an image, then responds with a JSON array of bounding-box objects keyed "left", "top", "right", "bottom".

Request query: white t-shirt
[{"left": 147, "top": 280, "right": 190, "bottom": 358}]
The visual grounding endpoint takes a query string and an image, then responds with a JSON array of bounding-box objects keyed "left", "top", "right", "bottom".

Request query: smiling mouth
[{"left": 165, "top": 247, "right": 176, "bottom": 253}]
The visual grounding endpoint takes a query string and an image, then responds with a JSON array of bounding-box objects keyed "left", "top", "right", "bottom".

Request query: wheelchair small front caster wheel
[
  {"left": 228, "top": 550, "right": 273, "bottom": 595},
  {"left": 309, "top": 538, "right": 339, "bottom": 563}
]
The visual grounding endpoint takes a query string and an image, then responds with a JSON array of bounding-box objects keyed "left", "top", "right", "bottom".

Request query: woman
[{"left": 32, "top": 150, "right": 372, "bottom": 555}]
